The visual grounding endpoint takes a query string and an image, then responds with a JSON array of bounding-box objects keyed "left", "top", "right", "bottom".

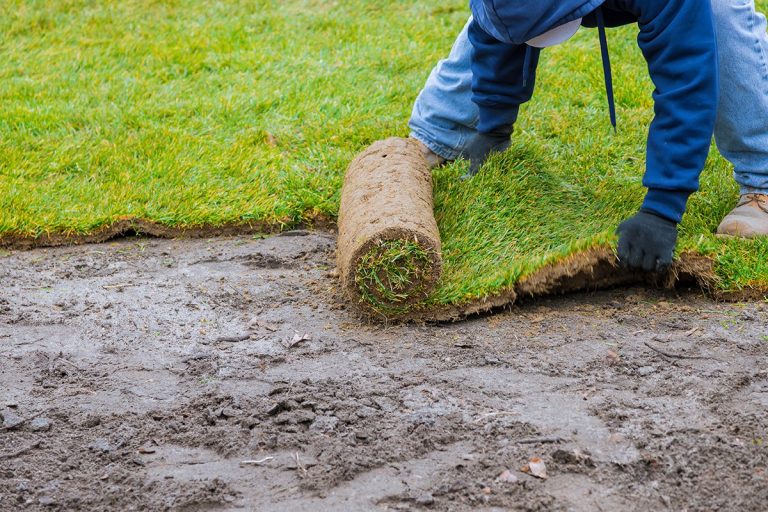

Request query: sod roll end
[{"left": 337, "top": 137, "right": 442, "bottom": 316}]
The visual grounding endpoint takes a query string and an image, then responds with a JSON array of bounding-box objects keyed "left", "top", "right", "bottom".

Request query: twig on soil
[
  {"left": 11, "top": 337, "right": 43, "bottom": 346},
  {"left": 215, "top": 334, "right": 252, "bottom": 343},
  {"left": 294, "top": 452, "right": 307, "bottom": 477},
  {"left": 240, "top": 456, "right": 274, "bottom": 466},
  {"left": 102, "top": 283, "right": 138, "bottom": 290},
  {"left": 182, "top": 353, "right": 213, "bottom": 363},
  {"left": 224, "top": 283, "right": 250, "bottom": 302},
  {"left": 643, "top": 342, "right": 716, "bottom": 361},
  {"left": 0, "top": 440, "right": 41, "bottom": 460},
  {"left": 516, "top": 436, "right": 567, "bottom": 445}
]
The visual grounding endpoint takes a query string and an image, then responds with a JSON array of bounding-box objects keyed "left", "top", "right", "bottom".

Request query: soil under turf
[{"left": 2, "top": 233, "right": 767, "bottom": 511}]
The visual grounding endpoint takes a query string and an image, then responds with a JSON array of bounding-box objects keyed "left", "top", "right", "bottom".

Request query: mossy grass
[
  {"left": 354, "top": 239, "right": 435, "bottom": 315},
  {"left": 2, "top": 0, "right": 767, "bottom": 314}
]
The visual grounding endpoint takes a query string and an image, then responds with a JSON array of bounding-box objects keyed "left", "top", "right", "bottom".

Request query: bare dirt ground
[{"left": 1, "top": 232, "right": 767, "bottom": 511}]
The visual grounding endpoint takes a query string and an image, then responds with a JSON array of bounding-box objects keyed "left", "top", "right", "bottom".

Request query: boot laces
[{"left": 737, "top": 193, "right": 768, "bottom": 214}]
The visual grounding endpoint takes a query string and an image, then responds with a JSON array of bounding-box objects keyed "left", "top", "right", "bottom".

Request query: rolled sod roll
[{"left": 337, "top": 137, "right": 443, "bottom": 314}]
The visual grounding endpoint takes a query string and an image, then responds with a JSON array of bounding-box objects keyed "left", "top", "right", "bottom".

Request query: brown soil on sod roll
[{"left": 337, "top": 137, "right": 442, "bottom": 315}]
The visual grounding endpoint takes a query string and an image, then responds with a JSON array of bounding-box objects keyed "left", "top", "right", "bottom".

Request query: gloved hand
[
  {"left": 462, "top": 131, "right": 512, "bottom": 180},
  {"left": 616, "top": 210, "right": 678, "bottom": 272}
]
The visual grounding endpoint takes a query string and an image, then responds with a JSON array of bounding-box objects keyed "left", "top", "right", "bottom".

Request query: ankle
[{"left": 410, "top": 137, "right": 447, "bottom": 169}]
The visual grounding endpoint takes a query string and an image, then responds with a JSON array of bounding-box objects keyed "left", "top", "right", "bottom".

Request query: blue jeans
[{"left": 409, "top": 0, "right": 768, "bottom": 194}]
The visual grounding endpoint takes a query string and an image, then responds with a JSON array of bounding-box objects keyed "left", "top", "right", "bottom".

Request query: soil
[{"left": 1, "top": 231, "right": 767, "bottom": 511}]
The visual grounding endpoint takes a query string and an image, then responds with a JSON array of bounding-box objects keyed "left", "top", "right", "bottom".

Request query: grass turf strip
[{"left": 2, "top": 0, "right": 767, "bottom": 312}]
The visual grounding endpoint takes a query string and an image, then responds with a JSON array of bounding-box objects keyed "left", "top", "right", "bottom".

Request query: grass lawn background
[{"left": 2, "top": 0, "right": 767, "bottom": 312}]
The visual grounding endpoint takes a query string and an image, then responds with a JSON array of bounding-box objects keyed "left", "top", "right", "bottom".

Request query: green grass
[
  {"left": 2, "top": 0, "right": 767, "bottom": 313},
  {"left": 355, "top": 239, "right": 435, "bottom": 314}
]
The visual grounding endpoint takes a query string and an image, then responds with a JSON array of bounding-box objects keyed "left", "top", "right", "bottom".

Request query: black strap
[{"left": 596, "top": 7, "right": 617, "bottom": 131}]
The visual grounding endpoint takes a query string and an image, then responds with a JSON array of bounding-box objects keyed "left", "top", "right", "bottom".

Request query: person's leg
[
  {"left": 713, "top": 0, "right": 768, "bottom": 236},
  {"left": 408, "top": 18, "right": 478, "bottom": 163}
]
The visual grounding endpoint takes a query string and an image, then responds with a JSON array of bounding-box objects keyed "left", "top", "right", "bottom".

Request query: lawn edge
[
  {"left": 4, "top": 223, "right": 765, "bottom": 320},
  {"left": 0, "top": 216, "right": 336, "bottom": 250}
]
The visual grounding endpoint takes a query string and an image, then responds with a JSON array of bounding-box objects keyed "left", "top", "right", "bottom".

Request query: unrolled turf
[{"left": 2, "top": 1, "right": 767, "bottom": 322}]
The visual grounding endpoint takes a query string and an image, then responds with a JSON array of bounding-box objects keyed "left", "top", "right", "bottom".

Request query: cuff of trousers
[
  {"left": 641, "top": 188, "right": 692, "bottom": 224},
  {"left": 409, "top": 131, "right": 462, "bottom": 161},
  {"left": 476, "top": 105, "right": 517, "bottom": 135}
]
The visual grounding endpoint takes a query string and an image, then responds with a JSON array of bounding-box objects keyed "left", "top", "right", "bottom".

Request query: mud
[
  {"left": 337, "top": 138, "right": 442, "bottom": 312},
  {"left": 1, "top": 232, "right": 767, "bottom": 511}
]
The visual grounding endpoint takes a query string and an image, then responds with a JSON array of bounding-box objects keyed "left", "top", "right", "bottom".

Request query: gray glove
[{"left": 462, "top": 131, "right": 512, "bottom": 180}]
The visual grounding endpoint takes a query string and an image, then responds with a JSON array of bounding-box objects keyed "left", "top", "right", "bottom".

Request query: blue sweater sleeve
[
  {"left": 629, "top": 0, "right": 719, "bottom": 223},
  {"left": 468, "top": 0, "right": 718, "bottom": 223},
  {"left": 468, "top": 18, "right": 539, "bottom": 134}
]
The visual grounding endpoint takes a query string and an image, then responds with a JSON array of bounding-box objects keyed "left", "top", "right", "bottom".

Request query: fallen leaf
[
  {"left": 284, "top": 333, "right": 311, "bottom": 348},
  {"left": 138, "top": 447, "right": 156, "bottom": 454},
  {"left": 522, "top": 457, "right": 548, "bottom": 479}
]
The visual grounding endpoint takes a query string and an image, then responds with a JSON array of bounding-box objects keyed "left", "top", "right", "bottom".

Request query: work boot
[
  {"left": 716, "top": 193, "right": 768, "bottom": 237},
  {"left": 411, "top": 137, "right": 447, "bottom": 169}
]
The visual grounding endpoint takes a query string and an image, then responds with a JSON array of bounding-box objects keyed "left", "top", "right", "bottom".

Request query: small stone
[
  {"left": 88, "top": 438, "right": 113, "bottom": 453},
  {"left": 355, "top": 406, "right": 378, "bottom": 419},
  {"left": 523, "top": 457, "right": 549, "bottom": 479},
  {"left": 30, "top": 417, "right": 52, "bottom": 432},
  {"left": 415, "top": 493, "right": 434, "bottom": 506},
  {"left": 497, "top": 469, "right": 519, "bottom": 484},
  {"left": 1, "top": 409, "right": 24, "bottom": 430},
  {"left": 637, "top": 366, "right": 656, "bottom": 377},
  {"left": 309, "top": 416, "right": 339, "bottom": 432},
  {"left": 38, "top": 496, "right": 56, "bottom": 506},
  {"left": 740, "top": 310, "right": 757, "bottom": 322}
]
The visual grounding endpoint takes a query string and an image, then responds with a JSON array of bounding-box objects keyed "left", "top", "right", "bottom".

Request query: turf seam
[{"left": 2, "top": 220, "right": 762, "bottom": 320}]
